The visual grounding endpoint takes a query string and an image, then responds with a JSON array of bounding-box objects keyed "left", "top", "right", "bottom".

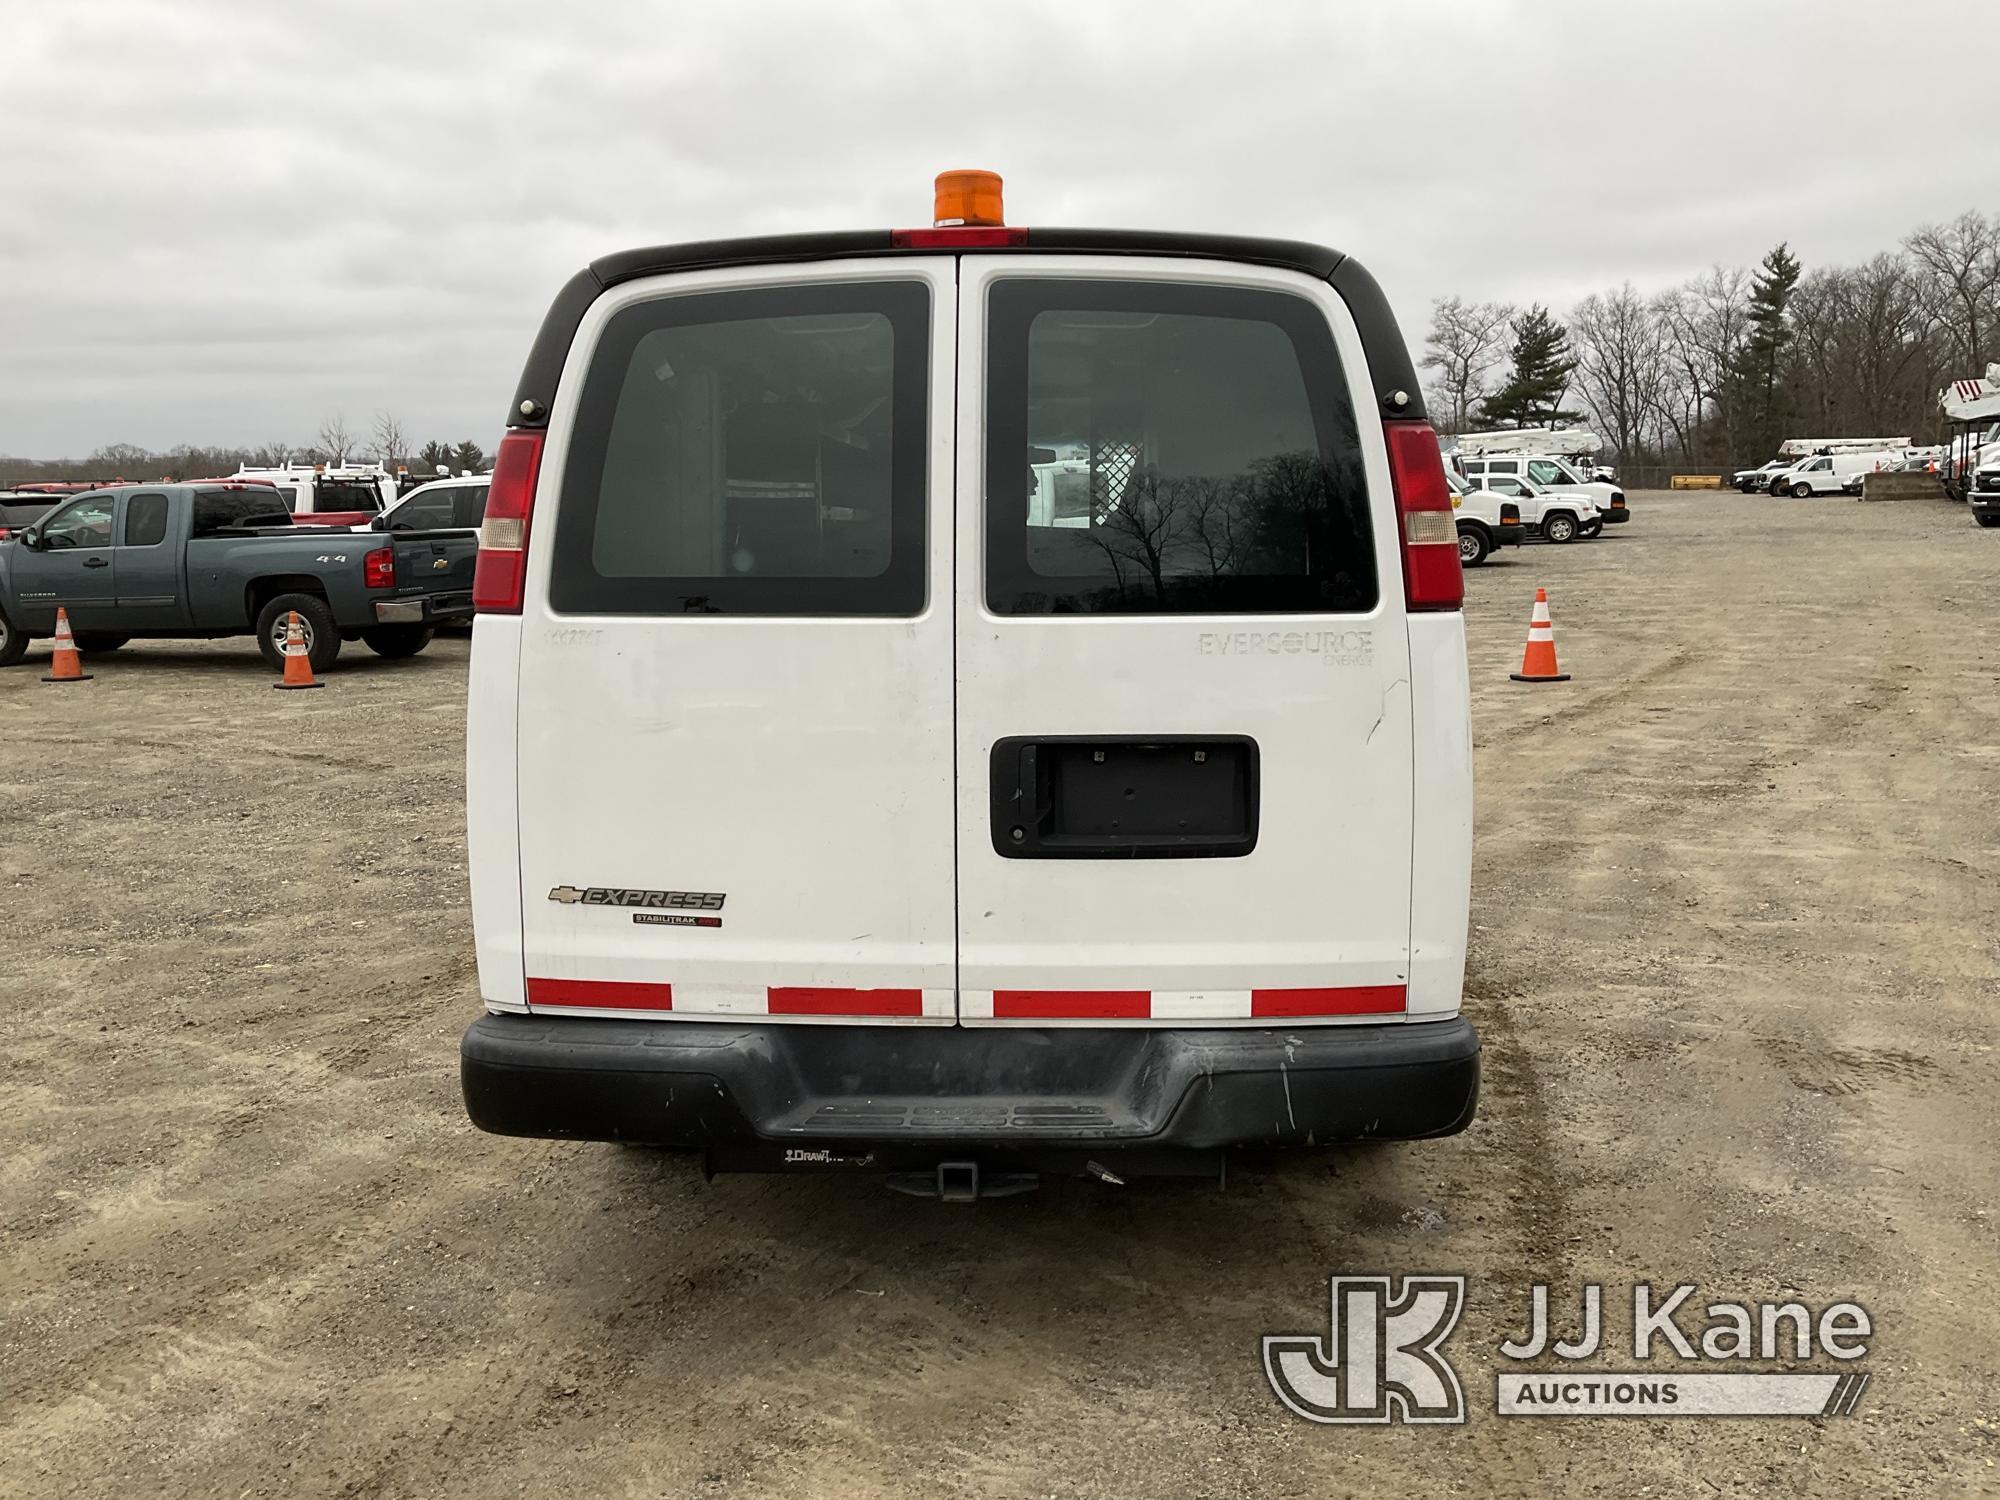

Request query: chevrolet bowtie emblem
[
  {"left": 547, "top": 885, "right": 586, "bottom": 904},
  {"left": 433, "top": 556, "right": 450, "bottom": 569}
]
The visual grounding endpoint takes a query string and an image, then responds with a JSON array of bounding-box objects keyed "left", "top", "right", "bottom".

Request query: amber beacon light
[{"left": 933, "top": 169, "right": 1005, "bottom": 227}]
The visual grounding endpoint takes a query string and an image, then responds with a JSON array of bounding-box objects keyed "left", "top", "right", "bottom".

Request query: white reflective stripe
[
  {"left": 668, "top": 984, "right": 765, "bottom": 1015},
  {"left": 959, "top": 989, "right": 996, "bottom": 1020},
  {"left": 1149, "top": 990, "right": 1252, "bottom": 1020}
]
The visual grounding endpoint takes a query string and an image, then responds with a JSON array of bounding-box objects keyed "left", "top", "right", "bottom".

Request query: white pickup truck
[
  {"left": 1444, "top": 468, "right": 1525, "bottom": 564},
  {"left": 1468, "top": 472, "right": 1602, "bottom": 542}
]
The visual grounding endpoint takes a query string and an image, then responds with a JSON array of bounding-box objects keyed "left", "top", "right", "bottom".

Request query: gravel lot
[{"left": 3, "top": 491, "right": 1996, "bottom": 1497}]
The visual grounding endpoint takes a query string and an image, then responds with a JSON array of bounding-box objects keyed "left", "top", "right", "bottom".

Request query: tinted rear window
[
  {"left": 193, "top": 491, "right": 291, "bottom": 535},
  {"left": 318, "top": 480, "right": 383, "bottom": 510},
  {"left": 984, "top": 279, "right": 1374, "bottom": 616},
  {"left": 550, "top": 280, "right": 929, "bottom": 615}
]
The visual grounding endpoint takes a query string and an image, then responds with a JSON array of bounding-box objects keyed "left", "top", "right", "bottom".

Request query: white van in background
[
  {"left": 1767, "top": 451, "right": 1899, "bottom": 496},
  {"left": 456, "top": 171, "right": 1481, "bottom": 1194}
]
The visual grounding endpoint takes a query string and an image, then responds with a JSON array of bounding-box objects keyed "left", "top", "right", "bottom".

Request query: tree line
[
  {"left": 1422, "top": 207, "right": 1999, "bottom": 469},
  {"left": 0, "top": 411, "right": 488, "bottom": 486}
]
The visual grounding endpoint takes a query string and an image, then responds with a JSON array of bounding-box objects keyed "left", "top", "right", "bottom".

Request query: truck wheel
[
  {"left": 1791, "top": 481, "right": 1814, "bottom": 499},
  {"left": 256, "top": 593, "right": 340, "bottom": 674},
  {"left": 361, "top": 626, "right": 436, "bottom": 659},
  {"left": 1543, "top": 512, "right": 1578, "bottom": 544},
  {"left": 0, "top": 611, "right": 27, "bottom": 668},
  {"left": 71, "top": 632, "right": 130, "bottom": 653},
  {"left": 1456, "top": 525, "right": 1490, "bottom": 567},
  {"left": 1579, "top": 519, "right": 1603, "bottom": 538},
  {"left": 1977, "top": 512, "right": 2000, "bottom": 528}
]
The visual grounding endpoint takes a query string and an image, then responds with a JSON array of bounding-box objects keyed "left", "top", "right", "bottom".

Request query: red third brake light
[
  {"left": 1384, "top": 420, "right": 1464, "bottom": 612},
  {"left": 473, "top": 428, "right": 546, "bottom": 614},
  {"left": 891, "top": 226, "right": 1029, "bottom": 249}
]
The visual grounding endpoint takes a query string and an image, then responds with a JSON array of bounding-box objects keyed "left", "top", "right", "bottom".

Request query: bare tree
[
  {"left": 1571, "top": 283, "right": 1668, "bottom": 465},
  {"left": 317, "top": 412, "right": 354, "bottom": 466},
  {"left": 1420, "top": 297, "right": 1515, "bottom": 435},
  {"left": 1648, "top": 289, "right": 1706, "bottom": 461},
  {"left": 1084, "top": 471, "right": 1194, "bottom": 600},
  {"left": 371, "top": 411, "right": 409, "bottom": 471},
  {"left": 1650, "top": 265, "right": 1752, "bottom": 462},
  {"left": 1904, "top": 210, "right": 2000, "bottom": 372}
]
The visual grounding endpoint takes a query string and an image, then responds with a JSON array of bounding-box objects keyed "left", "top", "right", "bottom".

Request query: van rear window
[
  {"left": 985, "top": 280, "right": 1376, "bottom": 616},
  {"left": 550, "top": 281, "right": 929, "bottom": 615}
]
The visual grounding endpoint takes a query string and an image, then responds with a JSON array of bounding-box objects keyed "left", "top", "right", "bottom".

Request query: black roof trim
[{"left": 509, "top": 229, "right": 1426, "bottom": 427}]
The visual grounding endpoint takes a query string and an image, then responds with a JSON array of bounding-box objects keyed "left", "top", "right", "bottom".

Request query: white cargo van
[
  {"left": 1767, "top": 450, "right": 1898, "bottom": 496},
  {"left": 458, "top": 173, "right": 1480, "bottom": 1193}
]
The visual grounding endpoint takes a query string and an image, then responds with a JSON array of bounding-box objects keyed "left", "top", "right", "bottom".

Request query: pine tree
[
  {"left": 1724, "top": 243, "right": 1802, "bottom": 459},
  {"left": 451, "top": 440, "right": 487, "bottom": 475},
  {"left": 1476, "top": 305, "right": 1582, "bottom": 429}
]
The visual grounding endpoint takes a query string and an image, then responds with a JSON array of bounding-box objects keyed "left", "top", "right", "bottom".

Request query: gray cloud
[{"left": 2, "top": 0, "right": 1989, "bottom": 455}]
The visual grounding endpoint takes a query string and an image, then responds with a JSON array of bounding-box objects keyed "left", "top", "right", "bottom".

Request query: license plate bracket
[{"left": 989, "top": 735, "right": 1259, "bottom": 859}]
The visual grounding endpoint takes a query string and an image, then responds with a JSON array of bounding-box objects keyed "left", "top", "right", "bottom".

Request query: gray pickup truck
[{"left": 0, "top": 484, "right": 477, "bottom": 671}]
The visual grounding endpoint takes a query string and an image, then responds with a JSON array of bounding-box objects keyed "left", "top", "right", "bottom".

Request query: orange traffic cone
[
  {"left": 273, "top": 610, "right": 322, "bottom": 691},
  {"left": 1510, "top": 588, "right": 1570, "bottom": 683},
  {"left": 41, "top": 606, "right": 92, "bottom": 684}
]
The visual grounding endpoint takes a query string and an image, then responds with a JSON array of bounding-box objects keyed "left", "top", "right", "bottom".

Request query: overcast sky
[{"left": 3, "top": 0, "right": 1989, "bottom": 457}]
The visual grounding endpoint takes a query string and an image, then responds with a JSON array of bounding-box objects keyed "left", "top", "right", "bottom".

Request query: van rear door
[
  {"left": 953, "top": 257, "right": 1416, "bottom": 1025},
  {"left": 511, "top": 261, "right": 958, "bottom": 1021}
]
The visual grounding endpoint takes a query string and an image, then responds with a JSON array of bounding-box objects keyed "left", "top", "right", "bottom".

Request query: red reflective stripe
[
  {"left": 767, "top": 986, "right": 924, "bottom": 1017},
  {"left": 527, "top": 977, "right": 673, "bottom": 1011},
  {"left": 993, "top": 990, "right": 1150, "bottom": 1019},
  {"left": 1250, "top": 985, "right": 1407, "bottom": 1017}
]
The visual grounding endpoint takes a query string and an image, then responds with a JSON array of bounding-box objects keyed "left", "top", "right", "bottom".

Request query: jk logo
[{"left": 1263, "top": 1275, "right": 1467, "bottom": 1425}]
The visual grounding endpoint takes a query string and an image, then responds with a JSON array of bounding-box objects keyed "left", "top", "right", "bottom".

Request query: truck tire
[
  {"left": 1579, "top": 519, "right": 1604, "bottom": 538},
  {"left": 1542, "top": 512, "right": 1578, "bottom": 544},
  {"left": 0, "top": 610, "right": 27, "bottom": 668},
  {"left": 1791, "top": 481, "right": 1814, "bottom": 499},
  {"left": 1455, "top": 524, "right": 1490, "bottom": 567},
  {"left": 71, "top": 632, "right": 130, "bottom": 653},
  {"left": 1977, "top": 512, "right": 2000, "bottom": 528},
  {"left": 256, "top": 593, "right": 340, "bottom": 674},
  {"left": 361, "top": 625, "right": 436, "bottom": 659}
]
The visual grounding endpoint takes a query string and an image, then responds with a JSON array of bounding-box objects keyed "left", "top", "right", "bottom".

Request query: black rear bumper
[{"left": 460, "top": 1013, "right": 1480, "bottom": 1164}]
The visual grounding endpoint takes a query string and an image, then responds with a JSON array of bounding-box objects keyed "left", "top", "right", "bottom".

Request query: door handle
[{"left": 83, "top": 557, "right": 109, "bottom": 569}]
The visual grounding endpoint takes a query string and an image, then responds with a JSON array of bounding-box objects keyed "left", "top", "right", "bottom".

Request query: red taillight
[
  {"left": 472, "top": 428, "right": 545, "bottom": 614},
  {"left": 890, "top": 226, "right": 1029, "bottom": 249},
  {"left": 363, "top": 544, "right": 396, "bottom": 590},
  {"left": 1384, "top": 420, "right": 1463, "bottom": 612}
]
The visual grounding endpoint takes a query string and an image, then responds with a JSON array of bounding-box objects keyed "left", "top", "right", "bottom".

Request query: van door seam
[{"left": 949, "top": 255, "right": 964, "bottom": 1027}]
